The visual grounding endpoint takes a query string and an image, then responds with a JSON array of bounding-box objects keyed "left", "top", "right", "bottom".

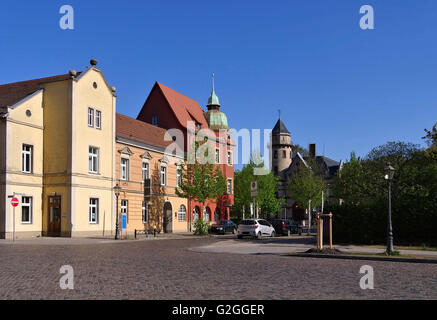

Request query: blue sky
[{"left": 1, "top": 0, "right": 436, "bottom": 168}]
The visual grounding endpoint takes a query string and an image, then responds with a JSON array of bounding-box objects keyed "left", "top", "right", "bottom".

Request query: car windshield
[{"left": 240, "top": 220, "right": 256, "bottom": 225}]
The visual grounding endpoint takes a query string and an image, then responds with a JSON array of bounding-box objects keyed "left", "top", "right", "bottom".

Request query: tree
[
  {"left": 288, "top": 158, "right": 327, "bottom": 210},
  {"left": 234, "top": 154, "right": 285, "bottom": 218},
  {"left": 175, "top": 142, "right": 227, "bottom": 222}
]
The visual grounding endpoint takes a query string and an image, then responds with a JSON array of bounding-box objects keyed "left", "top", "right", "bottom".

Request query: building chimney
[{"left": 309, "top": 143, "right": 316, "bottom": 158}]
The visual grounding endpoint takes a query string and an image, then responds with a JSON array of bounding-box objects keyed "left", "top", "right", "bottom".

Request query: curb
[{"left": 285, "top": 253, "right": 437, "bottom": 264}]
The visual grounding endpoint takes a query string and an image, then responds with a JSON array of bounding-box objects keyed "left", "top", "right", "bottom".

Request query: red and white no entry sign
[{"left": 11, "top": 197, "right": 19, "bottom": 207}]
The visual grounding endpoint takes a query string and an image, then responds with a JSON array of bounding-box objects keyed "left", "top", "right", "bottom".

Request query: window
[
  {"left": 282, "top": 150, "right": 286, "bottom": 158},
  {"left": 203, "top": 209, "right": 210, "bottom": 222},
  {"left": 152, "top": 115, "right": 159, "bottom": 126},
  {"left": 89, "top": 198, "right": 99, "bottom": 223},
  {"left": 121, "top": 200, "right": 128, "bottom": 222},
  {"left": 21, "top": 196, "right": 32, "bottom": 223},
  {"left": 274, "top": 150, "right": 278, "bottom": 159},
  {"left": 95, "top": 110, "right": 101, "bottom": 129},
  {"left": 160, "top": 166, "right": 167, "bottom": 186},
  {"left": 215, "top": 149, "right": 220, "bottom": 164},
  {"left": 142, "top": 201, "right": 148, "bottom": 223},
  {"left": 176, "top": 168, "right": 181, "bottom": 188},
  {"left": 274, "top": 166, "right": 278, "bottom": 175},
  {"left": 120, "top": 158, "right": 129, "bottom": 181},
  {"left": 88, "top": 108, "right": 94, "bottom": 127},
  {"left": 22, "top": 144, "right": 33, "bottom": 173},
  {"left": 227, "top": 151, "right": 232, "bottom": 165},
  {"left": 89, "top": 147, "right": 99, "bottom": 173},
  {"left": 178, "top": 205, "right": 186, "bottom": 222},
  {"left": 142, "top": 162, "right": 149, "bottom": 182},
  {"left": 227, "top": 179, "right": 232, "bottom": 194}
]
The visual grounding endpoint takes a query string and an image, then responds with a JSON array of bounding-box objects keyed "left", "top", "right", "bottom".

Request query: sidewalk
[
  {"left": 191, "top": 237, "right": 437, "bottom": 260},
  {"left": 0, "top": 232, "right": 202, "bottom": 246}
]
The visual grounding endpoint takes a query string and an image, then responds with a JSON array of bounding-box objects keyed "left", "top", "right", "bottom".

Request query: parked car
[
  {"left": 270, "top": 219, "right": 303, "bottom": 236},
  {"left": 237, "top": 219, "right": 276, "bottom": 239},
  {"left": 209, "top": 220, "right": 237, "bottom": 235}
]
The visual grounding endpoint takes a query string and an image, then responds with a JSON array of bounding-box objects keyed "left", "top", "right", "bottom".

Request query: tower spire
[{"left": 207, "top": 72, "right": 220, "bottom": 107}]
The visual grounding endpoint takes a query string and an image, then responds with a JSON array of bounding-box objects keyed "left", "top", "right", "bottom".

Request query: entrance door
[
  {"left": 163, "top": 202, "right": 172, "bottom": 233},
  {"left": 48, "top": 196, "right": 61, "bottom": 236}
]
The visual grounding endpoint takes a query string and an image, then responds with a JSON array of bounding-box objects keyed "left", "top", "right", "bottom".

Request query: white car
[{"left": 237, "top": 219, "right": 276, "bottom": 239}]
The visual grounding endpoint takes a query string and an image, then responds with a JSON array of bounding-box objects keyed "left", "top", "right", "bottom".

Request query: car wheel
[
  {"left": 256, "top": 232, "right": 262, "bottom": 240},
  {"left": 271, "top": 231, "right": 276, "bottom": 238}
]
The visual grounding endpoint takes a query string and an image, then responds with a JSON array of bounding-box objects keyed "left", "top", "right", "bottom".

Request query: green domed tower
[{"left": 204, "top": 74, "right": 229, "bottom": 130}]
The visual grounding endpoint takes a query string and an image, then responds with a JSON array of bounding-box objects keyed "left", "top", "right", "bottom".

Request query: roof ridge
[{"left": 0, "top": 73, "right": 76, "bottom": 88}]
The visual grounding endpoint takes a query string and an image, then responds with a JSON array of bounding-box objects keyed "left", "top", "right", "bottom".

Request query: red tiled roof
[
  {"left": 156, "top": 82, "right": 208, "bottom": 129},
  {"left": 0, "top": 74, "right": 74, "bottom": 108},
  {"left": 116, "top": 113, "right": 172, "bottom": 149}
]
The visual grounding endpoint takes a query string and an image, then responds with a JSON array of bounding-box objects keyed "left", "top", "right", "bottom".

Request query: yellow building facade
[{"left": 0, "top": 60, "right": 116, "bottom": 238}]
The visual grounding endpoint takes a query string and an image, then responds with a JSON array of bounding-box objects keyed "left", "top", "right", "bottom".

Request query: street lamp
[
  {"left": 113, "top": 183, "right": 121, "bottom": 240},
  {"left": 384, "top": 162, "right": 395, "bottom": 254}
]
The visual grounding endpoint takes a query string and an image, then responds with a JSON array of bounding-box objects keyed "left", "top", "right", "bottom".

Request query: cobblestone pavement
[{"left": 0, "top": 237, "right": 436, "bottom": 300}]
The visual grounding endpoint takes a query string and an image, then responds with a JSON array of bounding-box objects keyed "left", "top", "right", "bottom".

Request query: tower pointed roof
[
  {"left": 272, "top": 118, "right": 290, "bottom": 135},
  {"left": 207, "top": 73, "right": 220, "bottom": 107}
]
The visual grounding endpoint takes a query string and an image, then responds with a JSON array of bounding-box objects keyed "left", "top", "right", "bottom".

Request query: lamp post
[
  {"left": 113, "top": 184, "right": 121, "bottom": 240},
  {"left": 384, "top": 162, "right": 395, "bottom": 254}
]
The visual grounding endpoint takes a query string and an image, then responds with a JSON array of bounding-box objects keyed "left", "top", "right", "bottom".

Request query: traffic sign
[
  {"left": 11, "top": 197, "right": 19, "bottom": 207},
  {"left": 251, "top": 181, "right": 257, "bottom": 198}
]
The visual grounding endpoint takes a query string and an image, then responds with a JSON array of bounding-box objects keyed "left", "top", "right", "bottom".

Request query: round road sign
[{"left": 11, "top": 197, "right": 19, "bottom": 207}]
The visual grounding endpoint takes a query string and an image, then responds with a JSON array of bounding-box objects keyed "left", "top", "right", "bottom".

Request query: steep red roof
[
  {"left": 116, "top": 113, "right": 172, "bottom": 149},
  {"left": 156, "top": 82, "right": 208, "bottom": 129},
  {"left": 0, "top": 74, "right": 74, "bottom": 108}
]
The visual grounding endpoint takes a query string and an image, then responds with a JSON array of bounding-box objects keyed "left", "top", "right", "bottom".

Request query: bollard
[{"left": 329, "top": 212, "right": 333, "bottom": 249}]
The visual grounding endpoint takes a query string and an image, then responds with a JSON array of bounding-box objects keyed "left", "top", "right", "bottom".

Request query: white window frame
[
  {"left": 142, "top": 162, "right": 149, "bottom": 182},
  {"left": 227, "top": 179, "right": 233, "bottom": 195},
  {"left": 176, "top": 167, "right": 181, "bottom": 188},
  {"left": 178, "top": 205, "right": 186, "bottom": 222},
  {"left": 227, "top": 151, "right": 232, "bottom": 166},
  {"left": 160, "top": 165, "right": 167, "bottom": 186},
  {"left": 95, "top": 110, "right": 102, "bottom": 129},
  {"left": 88, "top": 107, "right": 94, "bottom": 127},
  {"left": 121, "top": 200, "right": 128, "bottom": 223},
  {"left": 215, "top": 149, "right": 220, "bottom": 164},
  {"left": 22, "top": 144, "right": 33, "bottom": 174},
  {"left": 89, "top": 198, "right": 99, "bottom": 224},
  {"left": 21, "top": 196, "right": 32, "bottom": 224},
  {"left": 120, "top": 157, "right": 129, "bottom": 181},
  {"left": 142, "top": 201, "right": 148, "bottom": 223},
  {"left": 89, "top": 146, "right": 99, "bottom": 173}
]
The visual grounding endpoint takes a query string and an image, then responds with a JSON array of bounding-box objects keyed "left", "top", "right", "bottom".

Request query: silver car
[{"left": 237, "top": 219, "right": 276, "bottom": 239}]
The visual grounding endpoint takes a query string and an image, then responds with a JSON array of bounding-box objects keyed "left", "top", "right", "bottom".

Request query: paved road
[{"left": 0, "top": 237, "right": 436, "bottom": 299}]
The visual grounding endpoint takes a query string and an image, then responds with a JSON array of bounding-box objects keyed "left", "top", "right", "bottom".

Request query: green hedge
[{"left": 327, "top": 199, "right": 437, "bottom": 246}]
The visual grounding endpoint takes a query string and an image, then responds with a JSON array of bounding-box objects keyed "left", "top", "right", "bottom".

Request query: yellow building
[
  {"left": 115, "top": 113, "right": 188, "bottom": 234},
  {"left": 0, "top": 59, "right": 116, "bottom": 238}
]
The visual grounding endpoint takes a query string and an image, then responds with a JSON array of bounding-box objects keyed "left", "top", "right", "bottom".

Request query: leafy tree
[
  {"left": 234, "top": 154, "right": 285, "bottom": 218},
  {"left": 288, "top": 158, "right": 327, "bottom": 210},
  {"left": 175, "top": 142, "right": 227, "bottom": 221}
]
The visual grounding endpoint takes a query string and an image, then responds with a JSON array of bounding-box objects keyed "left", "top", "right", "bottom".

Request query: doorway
[
  {"left": 48, "top": 196, "right": 61, "bottom": 236},
  {"left": 163, "top": 202, "right": 172, "bottom": 233}
]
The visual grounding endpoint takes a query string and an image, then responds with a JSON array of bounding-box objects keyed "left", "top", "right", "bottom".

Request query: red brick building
[{"left": 136, "top": 78, "right": 234, "bottom": 225}]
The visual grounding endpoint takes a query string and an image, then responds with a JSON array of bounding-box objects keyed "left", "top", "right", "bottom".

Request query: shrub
[{"left": 193, "top": 218, "right": 209, "bottom": 236}]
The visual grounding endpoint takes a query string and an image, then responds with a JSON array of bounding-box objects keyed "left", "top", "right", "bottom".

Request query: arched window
[
  {"left": 203, "top": 207, "right": 210, "bottom": 222},
  {"left": 193, "top": 207, "right": 200, "bottom": 222},
  {"left": 178, "top": 205, "right": 186, "bottom": 222},
  {"left": 282, "top": 150, "right": 286, "bottom": 158}
]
